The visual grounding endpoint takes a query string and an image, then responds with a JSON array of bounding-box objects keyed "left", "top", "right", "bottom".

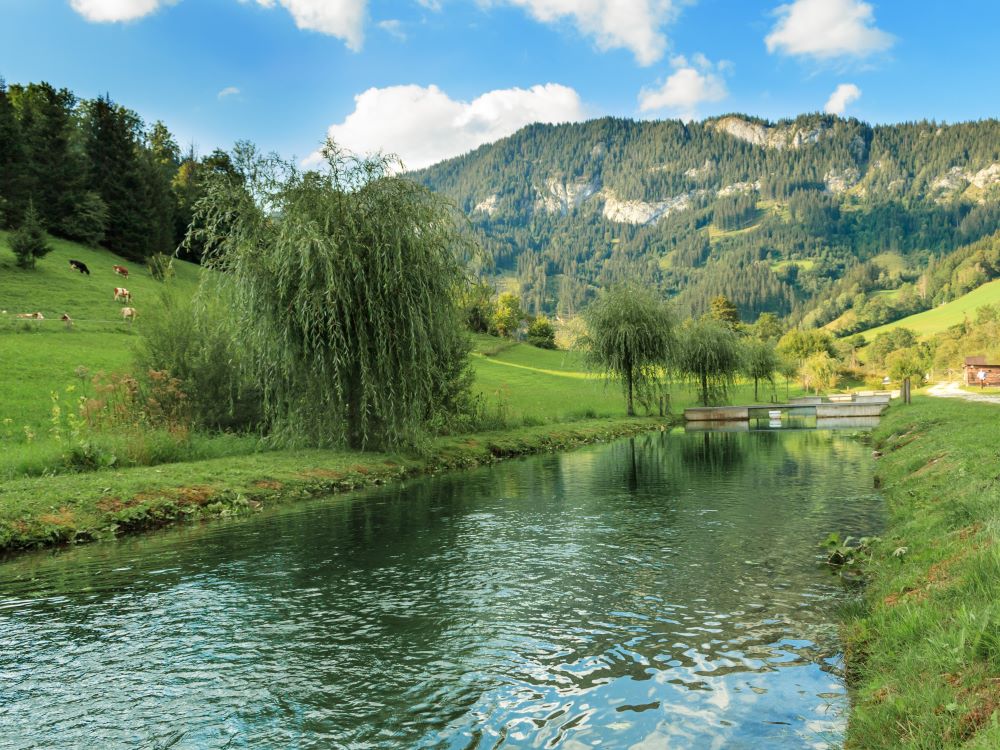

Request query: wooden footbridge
[{"left": 684, "top": 393, "right": 891, "bottom": 422}]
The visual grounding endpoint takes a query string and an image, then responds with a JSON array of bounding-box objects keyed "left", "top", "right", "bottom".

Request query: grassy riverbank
[
  {"left": 0, "top": 416, "right": 663, "bottom": 554},
  {"left": 846, "top": 396, "right": 1000, "bottom": 748},
  {"left": 1, "top": 233, "right": 803, "bottom": 556}
]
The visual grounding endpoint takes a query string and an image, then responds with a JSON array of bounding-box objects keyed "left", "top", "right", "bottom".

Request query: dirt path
[{"left": 927, "top": 380, "right": 1000, "bottom": 404}]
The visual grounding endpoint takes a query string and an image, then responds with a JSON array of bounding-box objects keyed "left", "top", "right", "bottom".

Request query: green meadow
[{"left": 858, "top": 278, "right": 1000, "bottom": 340}]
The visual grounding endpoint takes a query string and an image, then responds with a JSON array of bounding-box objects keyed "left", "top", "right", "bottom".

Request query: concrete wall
[
  {"left": 815, "top": 403, "right": 887, "bottom": 418},
  {"left": 683, "top": 406, "right": 750, "bottom": 421}
]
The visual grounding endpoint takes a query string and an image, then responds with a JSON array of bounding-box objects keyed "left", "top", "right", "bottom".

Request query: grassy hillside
[
  {"left": 0, "top": 231, "right": 201, "bottom": 433},
  {"left": 0, "top": 230, "right": 201, "bottom": 323},
  {"left": 857, "top": 279, "right": 1000, "bottom": 340}
]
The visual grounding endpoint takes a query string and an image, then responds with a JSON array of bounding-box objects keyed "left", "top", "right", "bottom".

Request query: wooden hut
[{"left": 963, "top": 356, "right": 1000, "bottom": 386}]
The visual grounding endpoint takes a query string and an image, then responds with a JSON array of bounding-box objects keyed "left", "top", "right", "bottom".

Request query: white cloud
[
  {"left": 638, "top": 54, "right": 728, "bottom": 119},
  {"left": 492, "top": 0, "right": 679, "bottom": 66},
  {"left": 315, "top": 83, "right": 586, "bottom": 170},
  {"left": 68, "top": 0, "right": 170, "bottom": 22},
  {"left": 416, "top": 0, "right": 442, "bottom": 10},
  {"left": 377, "top": 19, "right": 406, "bottom": 40},
  {"left": 217, "top": 86, "right": 241, "bottom": 100},
  {"left": 824, "top": 82, "right": 861, "bottom": 114},
  {"left": 765, "top": 0, "right": 894, "bottom": 60},
  {"left": 71, "top": 0, "right": 368, "bottom": 49},
  {"left": 251, "top": 0, "right": 367, "bottom": 50}
]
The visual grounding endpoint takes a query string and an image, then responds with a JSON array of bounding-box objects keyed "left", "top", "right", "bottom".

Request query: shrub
[
  {"left": 47, "top": 371, "right": 194, "bottom": 471},
  {"left": 148, "top": 252, "right": 175, "bottom": 281},
  {"left": 527, "top": 316, "right": 557, "bottom": 349},
  {"left": 10, "top": 201, "right": 51, "bottom": 270},
  {"left": 137, "top": 290, "right": 263, "bottom": 431}
]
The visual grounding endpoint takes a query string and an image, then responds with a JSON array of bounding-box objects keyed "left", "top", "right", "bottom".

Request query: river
[{"left": 0, "top": 428, "right": 881, "bottom": 749}]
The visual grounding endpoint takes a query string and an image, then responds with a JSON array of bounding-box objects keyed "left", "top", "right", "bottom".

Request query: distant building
[{"left": 963, "top": 356, "right": 1000, "bottom": 386}]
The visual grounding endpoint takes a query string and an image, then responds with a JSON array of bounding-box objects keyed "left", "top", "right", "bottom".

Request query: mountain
[{"left": 412, "top": 114, "right": 1000, "bottom": 330}]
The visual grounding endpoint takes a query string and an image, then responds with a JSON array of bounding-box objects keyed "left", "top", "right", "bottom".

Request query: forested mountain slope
[{"left": 412, "top": 114, "right": 1000, "bottom": 329}]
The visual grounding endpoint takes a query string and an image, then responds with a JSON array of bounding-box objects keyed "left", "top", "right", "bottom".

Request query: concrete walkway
[{"left": 927, "top": 380, "right": 1000, "bottom": 404}]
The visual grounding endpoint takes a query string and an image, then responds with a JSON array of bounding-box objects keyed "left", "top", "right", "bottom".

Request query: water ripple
[{"left": 0, "top": 430, "right": 879, "bottom": 749}]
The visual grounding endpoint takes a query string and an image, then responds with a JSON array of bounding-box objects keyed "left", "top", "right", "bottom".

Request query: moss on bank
[
  {"left": 846, "top": 396, "right": 1000, "bottom": 748},
  {"left": 0, "top": 416, "right": 665, "bottom": 556}
]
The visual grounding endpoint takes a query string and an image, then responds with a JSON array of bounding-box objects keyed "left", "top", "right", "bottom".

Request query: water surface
[{"left": 0, "top": 429, "right": 880, "bottom": 749}]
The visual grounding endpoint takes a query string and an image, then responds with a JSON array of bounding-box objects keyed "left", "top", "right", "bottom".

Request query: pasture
[
  {"left": 1, "top": 231, "right": 201, "bottom": 439},
  {"left": 857, "top": 278, "right": 1000, "bottom": 340}
]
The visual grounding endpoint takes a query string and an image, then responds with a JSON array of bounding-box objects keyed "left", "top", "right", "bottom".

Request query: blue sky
[{"left": 2, "top": 0, "right": 998, "bottom": 168}]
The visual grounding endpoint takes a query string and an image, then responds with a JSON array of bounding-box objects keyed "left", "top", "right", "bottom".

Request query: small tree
[
  {"left": 526, "top": 316, "right": 556, "bottom": 349},
  {"left": 844, "top": 334, "right": 867, "bottom": 368},
  {"left": 709, "top": 295, "right": 741, "bottom": 328},
  {"left": 776, "top": 328, "right": 836, "bottom": 367},
  {"left": 800, "top": 351, "right": 839, "bottom": 394},
  {"left": 886, "top": 347, "right": 927, "bottom": 385},
  {"left": 460, "top": 280, "right": 494, "bottom": 334},
  {"left": 676, "top": 318, "right": 742, "bottom": 406},
  {"left": 742, "top": 338, "right": 778, "bottom": 402},
  {"left": 10, "top": 201, "right": 52, "bottom": 269},
  {"left": 868, "top": 328, "right": 917, "bottom": 369},
  {"left": 582, "top": 286, "right": 676, "bottom": 416},
  {"left": 752, "top": 312, "right": 783, "bottom": 342},
  {"left": 490, "top": 292, "right": 523, "bottom": 338},
  {"left": 777, "top": 356, "right": 798, "bottom": 400}
]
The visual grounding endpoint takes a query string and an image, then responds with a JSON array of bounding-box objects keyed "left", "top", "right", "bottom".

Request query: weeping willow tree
[
  {"left": 188, "top": 141, "right": 476, "bottom": 449},
  {"left": 741, "top": 337, "right": 779, "bottom": 402},
  {"left": 676, "top": 318, "right": 742, "bottom": 406},
  {"left": 581, "top": 286, "right": 676, "bottom": 416}
]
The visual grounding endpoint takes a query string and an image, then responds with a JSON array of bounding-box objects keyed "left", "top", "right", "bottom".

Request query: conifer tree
[
  {"left": 11, "top": 200, "right": 51, "bottom": 269},
  {"left": 84, "top": 94, "right": 150, "bottom": 260},
  {"left": 0, "top": 78, "right": 26, "bottom": 227}
]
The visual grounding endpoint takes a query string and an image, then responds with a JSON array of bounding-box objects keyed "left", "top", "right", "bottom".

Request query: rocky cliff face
[
  {"left": 601, "top": 190, "right": 698, "bottom": 225},
  {"left": 932, "top": 163, "right": 1000, "bottom": 199},
  {"left": 534, "top": 177, "right": 598, "bottom": 215},
  {"left": 708, "top": 115, "right": 830, "bottom": 150}
]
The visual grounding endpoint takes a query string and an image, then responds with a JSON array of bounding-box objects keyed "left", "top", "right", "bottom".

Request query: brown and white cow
[
  {"left": 121, "top": 307, "right": 137, "bottom": 322},
  {"left": 112, "top": 265, "right": 129, "bottom": 279},
  {"left": 61, "top": 313, "right": 73, "bottom": 330},
  {"left": 15, "top": 312, "right": 44, "bottom": 320},
  {"left": 113, "top": 287, "right": 132, "bottom": 303}
]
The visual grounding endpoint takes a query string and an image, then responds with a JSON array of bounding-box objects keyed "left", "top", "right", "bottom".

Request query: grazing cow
[
  {"left": 69, "top": 260, "right": 90, "bottom": 275},
  {"left": 61, "top": 313, "right": 73, "bottom": 330},
  {"left": 113, "top": 287, "right": 132, "bottom": 303},
  {"left": 112, "top": 265, "right": 129, "bottom": 279},
  {"left": 15, "top": 312, "right": 44, "bottom": 320},
  {"left": 121, "top": 307, "right": 137, "bottom": 323}
]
